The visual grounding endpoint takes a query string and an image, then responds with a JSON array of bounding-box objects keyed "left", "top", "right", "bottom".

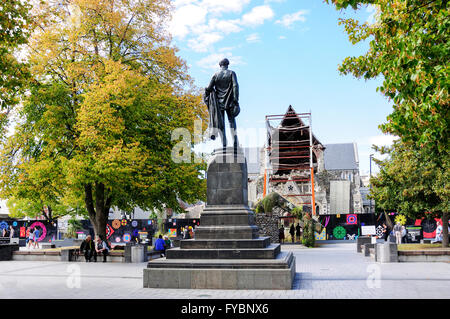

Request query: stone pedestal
[
  {"left": 131, "top": 245, "right": 145, "bottom": 263},
  {"left": 356, "top": 236, "right": 372, "bottom": 253},
  {"left": 144, "top": 147, "right": 296, "bottom": 290},
  {"left": 376, "top": 242, "right": 398, "bottom": 263}
]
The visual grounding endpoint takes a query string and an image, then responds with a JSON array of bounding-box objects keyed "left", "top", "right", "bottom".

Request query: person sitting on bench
[
  {"left": 80, "top": 235, "right": 96, "bottom": 262},
  {"left": 154, "top": 235, "right": 166, "bottom": 257}
]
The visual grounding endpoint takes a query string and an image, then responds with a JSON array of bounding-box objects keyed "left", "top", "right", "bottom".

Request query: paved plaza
[{"left": 0, "top": 243, "right": 449, "bottom": 299}]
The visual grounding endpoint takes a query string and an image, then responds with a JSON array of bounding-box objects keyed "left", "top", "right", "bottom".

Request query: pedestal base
[{"left": 144, "top": 251, "right": 296, "bottom": 290}]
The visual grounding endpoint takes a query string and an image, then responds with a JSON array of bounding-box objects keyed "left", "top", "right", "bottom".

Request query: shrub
[{"left": 301, "top": 219, "right": 315, "bottom": 247}]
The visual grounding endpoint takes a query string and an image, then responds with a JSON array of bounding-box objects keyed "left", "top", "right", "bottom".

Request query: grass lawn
[{"left": 397, "top": 243, "right": 450, "bottom": 251}]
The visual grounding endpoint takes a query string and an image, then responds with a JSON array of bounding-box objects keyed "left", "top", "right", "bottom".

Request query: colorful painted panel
[
  {"left": 168, "top": 229, "right": 177, "bottom": 238},
  {"left": 333, "top": 226, "right": 347, "bottom": 239},
  {"left": 346, "top": 214, "right": 357, "bottom": 225},
  {"left": 314, "top": 228, "right": 326, "bottom": 240}
]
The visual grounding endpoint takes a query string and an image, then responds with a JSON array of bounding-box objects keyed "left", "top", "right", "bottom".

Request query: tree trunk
[
  {"left": 442, "top": 212, "right": 449, "bottom": 248},
  {"left": 84, "top": 183, "right": 112, "bottom": 240}
]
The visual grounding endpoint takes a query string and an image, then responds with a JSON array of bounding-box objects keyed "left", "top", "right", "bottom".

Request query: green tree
[
  {"left": 0, "top": 0, "right": 207, "bottom": 239},
  {"left": 6, "top": 197, "right": 74, "bottom": 222},
  {"left": 371, "top": 141, "right": 449, "bottom": 246},
  {"left": 0, "top": 0, "right": 33, "bottom": 137},
  {"left": 327, "top": 0, "right": 449, "bottom": 247}
]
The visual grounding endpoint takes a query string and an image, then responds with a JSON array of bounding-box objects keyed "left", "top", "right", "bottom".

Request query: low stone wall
[
  {"left": 398, "top": 250, "right": 450, "bottom": 262},
  {"left": 254, "top": 209, "right": 280, "bottom": 243},
  {"left": 358, "top": 242, "right": 450, "bottom": 263},
  {"left": 12, "top": 249, "right": 125, "bottom": 263},
  {"left": 13, "top": 251, "right": 61, "bottom": 261}
]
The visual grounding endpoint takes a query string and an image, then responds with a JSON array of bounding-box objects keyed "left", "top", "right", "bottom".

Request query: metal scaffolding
[{"left": 264, "top": 106, "right": 317, "bottom": 215}]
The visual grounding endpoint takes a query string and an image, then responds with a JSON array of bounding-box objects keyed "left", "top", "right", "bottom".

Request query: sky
[{"left": 168, "top": 0, "right": 396, "bottom": 176}]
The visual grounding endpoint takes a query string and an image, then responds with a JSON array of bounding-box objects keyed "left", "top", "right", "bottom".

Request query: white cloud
[
  {"left": 169, "top": 4, "right": 208, "bottom": 38},
  {"left": 369, "top": 135, "right": 397, "bottom": 147},
  {"left": 197, "top": 51, "right": 244, "bottom": 70},
  {"left": 188, "top": 33, "right": 224, "bottom": 52},
  {"left": 201, "top": 0, "right": 251, "bottom": 15},
  {"left": 276, "top": 10, "right": 308, "bottom": 28},
  {"left": 241, "top": 5, "right": 275, "bottom": 27},
  {"left": 246, "top": 33, "right": 261, "bottom": 43},
  {"left": 278, "top": 35, "right": 287, "bottom": 40},
  {"left": 169, "top": 2, "right": 278, "bottom": 64},
  {"left": 209, "top": 18, "right": 242, "bottom": 34}
]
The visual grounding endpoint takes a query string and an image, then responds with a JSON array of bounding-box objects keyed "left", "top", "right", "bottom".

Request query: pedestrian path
[{"left": 0, "top": 243, "right": 448, "bottom": 299}]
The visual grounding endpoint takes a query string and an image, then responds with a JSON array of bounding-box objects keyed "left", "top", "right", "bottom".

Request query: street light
[{"left": 369, "top": 154, "right": 374, "bottom": 214}]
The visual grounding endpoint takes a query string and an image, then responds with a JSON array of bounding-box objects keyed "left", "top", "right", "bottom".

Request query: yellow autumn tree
[{"left": 0, "top": 0, "right": 208, "bottom": 238}]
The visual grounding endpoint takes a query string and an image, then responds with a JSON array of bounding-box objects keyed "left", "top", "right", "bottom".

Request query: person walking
[
  {"left": 296, "top": 223, "right": 301, "bottom": 242},
  {"left": 382, "top": 223, "right": 390, "bottom": 242},
  {"left": 279, "top": 225, "right": 285, "bottom": 244},
  {"left": 33, "top": 227, "right": 40, "bottom": 249},
  {"left": 95, "top": 236, "right": 109, "bottom": 262},
  {"left": 393, "top": 222, "right": 402, "bottom": 245},
  {"left": 432, "top": 221, "right": 443, "bottom": 243},
  {"left": 289, "top": 224, "right": 295, "bottom": 243},
  {"left": 27, "top": 228, "right": 35, "bottom": 249},
  {"left": 80, "top": 235, "right": 96, "bottom": 262},
  {"left": 9, "top": 225, "right": 14, "bottom": 240}
]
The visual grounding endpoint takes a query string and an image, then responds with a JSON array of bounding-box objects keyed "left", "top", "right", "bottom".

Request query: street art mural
[
  {"left": 0, "top": 220, "right": 57, "bottom": 244},
  {"left": 80, "top": 219, "right": 156, "bottom": 244}
]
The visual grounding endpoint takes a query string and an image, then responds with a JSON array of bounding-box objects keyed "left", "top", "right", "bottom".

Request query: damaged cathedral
[{"left": 246, "top": 106, "right": 366, "bottom": 218}]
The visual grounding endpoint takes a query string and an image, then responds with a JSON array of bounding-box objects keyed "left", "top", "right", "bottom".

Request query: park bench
[
  {"left": 73, "top": 248, "right": 125, "bottom": 262},
  {"left": 40, "top": 243, "right": 56, "bottom": 249}
]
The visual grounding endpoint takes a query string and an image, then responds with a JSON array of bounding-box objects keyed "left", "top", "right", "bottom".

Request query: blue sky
[{"left": 169, "top": 0, "right": 395, "bottom": 175}]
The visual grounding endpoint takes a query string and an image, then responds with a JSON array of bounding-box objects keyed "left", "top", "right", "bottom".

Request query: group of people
[
  {"left": 1, "top": 225, "right": 15, "bottom": 239},
  {"left": 383, "top": 221, "right": 448, "bottom": 244},
  {"left": 279, "top": 224, "right": 302, "bottom": 244},
  {"left": 79, "top": 235, "right": 111, "bottom": 262},
  {"left": 154, "top": 234, "right": 172, "bottom": 257},
  {"left": 26, "top": 227, "right": 41, "bottom": 249},
  {"left": 181, "top": 226, "right": 194, "bottom": 240}
]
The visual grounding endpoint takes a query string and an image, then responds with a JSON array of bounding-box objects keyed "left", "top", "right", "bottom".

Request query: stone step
[
  {"left": 180, "top": 237, "right": 271, "bottom": 249},
  {"left": 150, "top": 251, "right": 293, "bottom": 269},
  {"left": 166, "top": 244, "right": 281, "bottom": 260},
  {"left": 194, "top": 225, "right": 259, "bottom": 240}
]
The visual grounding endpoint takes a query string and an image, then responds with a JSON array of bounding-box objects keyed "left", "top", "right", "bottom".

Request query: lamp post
[{"left": 369, "top": 154, "right": 374, "bottom": 214}]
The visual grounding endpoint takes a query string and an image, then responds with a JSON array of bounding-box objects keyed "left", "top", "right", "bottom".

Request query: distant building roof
[
  {"left": 324, "top": 143, "right": 359, "bottom": 170},
  {"left": 243, "top": 147, "right": 263, "bottom": 175}
]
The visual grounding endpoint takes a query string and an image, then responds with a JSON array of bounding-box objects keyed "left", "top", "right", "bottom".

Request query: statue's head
[{"left": 219, "top": 58, "right": 229, "bottom": 68}]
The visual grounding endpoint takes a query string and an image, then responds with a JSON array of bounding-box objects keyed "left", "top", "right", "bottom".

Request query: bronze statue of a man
[{"left": 204, "top": 58, "right": 240, "bottom": 148}]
